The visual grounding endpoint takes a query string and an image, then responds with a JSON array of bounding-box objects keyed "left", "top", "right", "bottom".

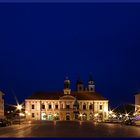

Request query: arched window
[
  {"left": 89, "top": 104, "right": 93, "bottom": 110},
  {"left": 48, "top": 104, "right": 52, "bottom": 109},
  {"left": 55, "top": 104, "right": 58, "bottom": 109},
  {"left": 83, "top": 104, "right": 86, "bottom": 110},
  {"left": 42, "top": 104, "right": 45, "bottom": 109}
]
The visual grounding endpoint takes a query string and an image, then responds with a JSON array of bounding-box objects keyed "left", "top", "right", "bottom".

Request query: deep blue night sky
[{"left": 0, "top": 3, "right": 140, "bottom": 107}]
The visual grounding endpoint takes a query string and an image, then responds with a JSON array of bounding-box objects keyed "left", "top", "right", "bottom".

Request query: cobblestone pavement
[{"left": 0, "top": 121, "right": 140, "bottom": 137}]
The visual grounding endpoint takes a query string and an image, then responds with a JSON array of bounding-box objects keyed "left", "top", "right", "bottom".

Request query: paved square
[{"left": 0, "top": 121, "right": 140, "bottom": 137}]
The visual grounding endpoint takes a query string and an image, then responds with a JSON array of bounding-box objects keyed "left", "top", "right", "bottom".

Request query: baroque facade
[{"left": 25, "top": 76, "right": 109, "bottom": 121}]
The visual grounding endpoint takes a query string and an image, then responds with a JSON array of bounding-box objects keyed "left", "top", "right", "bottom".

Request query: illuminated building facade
[
  {"left": 0, "top": 91, "right": 4, "bottom": 119},
  {"left": 25, "top": 75, "right": 109, "bottom": 121},
  {"left": 135, "top": 92, "right": 140, "bottom": 113}
]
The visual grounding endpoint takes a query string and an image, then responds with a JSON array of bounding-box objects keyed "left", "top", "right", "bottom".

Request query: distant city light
[
  {"left": 19, "top": 113, "right": 25, "bottom": 116},
  {"left": 112, "top": 114, "right": 116, "bottom": 118}
]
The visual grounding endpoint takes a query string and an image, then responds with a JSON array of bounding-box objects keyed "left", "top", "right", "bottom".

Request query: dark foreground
[{"left": 0, "top": 121, "right": 140, "bottom": 137}]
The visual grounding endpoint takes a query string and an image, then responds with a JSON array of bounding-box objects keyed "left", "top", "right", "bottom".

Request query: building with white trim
[
  {"left": 25, "top": 75, "right": 109, "bottom": 121},
  {"left": 135, "top": 92, "right": 140, "bottom": 112}
]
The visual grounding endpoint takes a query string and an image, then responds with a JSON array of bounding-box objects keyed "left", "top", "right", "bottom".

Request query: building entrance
[
  {"left": 41, "top": 112, "right": 47, "bottom": 120},
  {"left": 66, "top": 113, "right": 70, "bottom": 120},
  {"left": 48, "top": 114, "right": 53, "bottom": 120}
]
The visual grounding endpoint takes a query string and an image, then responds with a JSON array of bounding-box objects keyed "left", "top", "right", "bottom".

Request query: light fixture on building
[
  {"left": 94, "top": 113, "right": 98, "bottom": 117},
  {"left": 28, "top": 113, "right": 31, "bottom": 116},
  {"left": 79, "top": 114, "right": 82, "bottom": 117}
]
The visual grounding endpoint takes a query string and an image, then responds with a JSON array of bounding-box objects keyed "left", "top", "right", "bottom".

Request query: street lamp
[
  {"left": 17, "top": 104, "right": 22, "bottom": 110},
  {"left": 112, "top": 114, "right": 116, "bottom": 118},
  {"left": 125, "top": 113, "right": 128, "bottom": 117},
  {"left": 109, "top": 110, "right": 113, "bottom": 115},
  {"left": 16, "top": 104, "right": 22, "bottom": 124},
  {"left": 119, "top": 115, "right": 122, "bottom": 118}
]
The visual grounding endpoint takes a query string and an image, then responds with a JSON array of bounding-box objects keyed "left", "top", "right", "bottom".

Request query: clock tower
[
  {"left": 88, "top": 73, "right": 95, "bottom": 92},
  {"left": 63, "top": 77, "right": 71, "bottom": 95}
]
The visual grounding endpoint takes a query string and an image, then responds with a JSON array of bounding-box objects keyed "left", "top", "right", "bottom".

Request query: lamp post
[{"left": 16, "top": 104, "right": 22, "bottom": 124}]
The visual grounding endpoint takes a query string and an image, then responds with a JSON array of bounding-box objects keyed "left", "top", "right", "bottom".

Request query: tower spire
[
  {"left": 88, "top": 73, "right": 95, "bottom": 92},
  {"left": 76, "top": 74, "right": 84, "bottom": 92},
  {"left": 63, "top": 76, "right": 71, "bottom": 94}
]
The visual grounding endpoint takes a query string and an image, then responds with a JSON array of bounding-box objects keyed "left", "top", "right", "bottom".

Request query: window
[
  {"left": 66, "top": 105, "right": 70, "bottom": 109},
  {"left": 32, "top": 113, "right": 35, "bottom": 118},
  {"left": 55, "top": 105, "right": 58, "bottom": 109},
  {"left": 100, "top": 105, "right": 102, "bottom": 110},
  {"left": 42, "top": 104, "right": 45, "bottom": 109},
  {"left": 48, "top": 104, "right": 52, "bottom": 109},
  {"left": 89, "top": 105, "right": 93, "bottom": 110},
  {"left": 83, "top": 105, "right": 86, "bottom": 110},
  {"left": 32, "top": 105, "right": 34, "bottom": 109}
]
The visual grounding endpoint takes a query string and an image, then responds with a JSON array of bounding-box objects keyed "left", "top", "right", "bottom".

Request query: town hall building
[{"left": 25, "top": 75, "right": 109, "bottom": 121}]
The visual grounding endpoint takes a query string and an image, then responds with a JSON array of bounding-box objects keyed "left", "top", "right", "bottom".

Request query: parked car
[
  {"left": 123, "top": 119, "right": 136, "bottom": 125},
  {"left": 0, "top": 119, "right": 12, "bottom": 127}
]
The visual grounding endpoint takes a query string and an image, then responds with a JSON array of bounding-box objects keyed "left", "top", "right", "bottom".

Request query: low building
[
  {"left": 25, "top": 76, "right": 109, "bottom": 121},
  {"left": 0, "top": 91, "right": 4, "bottom": 119},
  {"left": 135, "top": 92, "right": 140, "bottom": 113}
]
